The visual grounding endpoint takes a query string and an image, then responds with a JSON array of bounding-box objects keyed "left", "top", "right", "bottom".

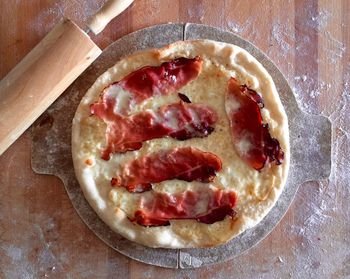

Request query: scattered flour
[
  {"left": 30, "top": 0, "right": 105, "bottom": 36},
  {"left": 1, "top": 1, "right": 348, "bottom": 278},
  {"left": 187, "top": 4, "right": 205, "bottom": 22}
]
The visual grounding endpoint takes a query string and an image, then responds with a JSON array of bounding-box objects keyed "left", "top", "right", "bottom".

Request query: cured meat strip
[
  {"left": 225, "top": 78, "right": 284, "bottom": 170},
  {"left": 122, "top": 57, "right": 202, "bottom": 101},
  {"left": 90, "top": 57, "right": 205, "bottom": 160},
  {"left": 111, "top": 147, "right": 222, "bottom": 193},
  {"left": 129, "top": 189, "right": 238, "bottom": 226},
  {"left": 97, "top": 102, "right": 218, "bottom": 159},
  {"left": 91, "top": 57, "right": 202, "bottom": 116}
]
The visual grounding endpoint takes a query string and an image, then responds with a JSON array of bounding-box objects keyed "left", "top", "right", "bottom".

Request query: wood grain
[
  {"left": 88, "top": 0, "right": 134, "bottom": 34},
  {"left": 0, "top": 0, "right": 349, "bottom": 278},
  {"left": 0, "top": 20, "right": 101, "bottom": 155}
]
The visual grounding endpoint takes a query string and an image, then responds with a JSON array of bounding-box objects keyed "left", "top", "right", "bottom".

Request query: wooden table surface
[{"left": 0, "top": 0, "right": 349, "bottom": 278}]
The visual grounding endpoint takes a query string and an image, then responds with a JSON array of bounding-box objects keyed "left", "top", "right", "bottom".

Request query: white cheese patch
[
  {"left": 105, "top": 85, "right": 134, "bottom": 114},
  {"left": 162, "top": 108, "right": 180, "bottom": 129},
  {"left": 225, "top": 94, "right": 241, "bottom": 114},
  {"left": 236, "top": 136, "right": 253, "bottom": 155}
]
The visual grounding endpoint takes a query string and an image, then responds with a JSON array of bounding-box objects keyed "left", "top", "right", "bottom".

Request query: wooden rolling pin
[{"left": 0, "top": 0, "right": 134, "bottom": 156}]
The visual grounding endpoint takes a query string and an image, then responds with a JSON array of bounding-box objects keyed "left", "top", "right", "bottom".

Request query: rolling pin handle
[{"left": 87, "top": 0, "right": 134, "bottom": 35}]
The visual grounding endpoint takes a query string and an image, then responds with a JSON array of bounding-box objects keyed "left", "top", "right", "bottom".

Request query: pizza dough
[{"left": 72, "top": 40, "right": 290, "bottom": 248}]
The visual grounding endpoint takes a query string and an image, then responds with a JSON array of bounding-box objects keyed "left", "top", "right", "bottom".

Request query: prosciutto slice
[
  {"left": 96, "top": 102, "right": 217, "bottom": 159},
  {"left": 225, "top": 78, "right": 284, "bottom": 170},
  {"left": 91, "top": 57, "right": 202, "bottom": 116},
  {"left": 129, "top": 188, "right": 238, "bottom": 226},
  {"left": 111, "top": 147, "right": 222, "bottom": 193},
  {"left": 90, "top": 57, "right": 206, "bottom": 160}
]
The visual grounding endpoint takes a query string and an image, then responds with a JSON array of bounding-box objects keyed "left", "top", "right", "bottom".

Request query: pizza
[{"left": 72, "top": 40, "right": 290, "bottom": 248}]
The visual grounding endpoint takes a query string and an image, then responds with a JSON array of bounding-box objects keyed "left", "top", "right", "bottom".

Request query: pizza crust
[{"left": 72, "top": 40, "right": 290, "bottom": 248}]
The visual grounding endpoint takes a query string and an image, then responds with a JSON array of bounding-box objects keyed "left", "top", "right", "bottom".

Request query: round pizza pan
[{"left": 31, "top": 23, "right": 332, "bottom": 268}]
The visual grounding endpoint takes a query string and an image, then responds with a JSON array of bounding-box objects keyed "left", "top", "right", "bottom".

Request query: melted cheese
[{"left": 72, "top": 40, "right": 290, "bottom": 248}]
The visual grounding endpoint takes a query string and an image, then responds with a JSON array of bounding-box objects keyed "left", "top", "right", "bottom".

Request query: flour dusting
[
  {"left": 30, "top": 0, "right": 105, "bottom": 36},
  {"left": 187, "top": 4, "right": 205, "bottom": 22},
  {"left": 266, "top": 5, "right": 349, "bottom": 279},
  {"left": 1, "top": 1, "right": 349, "bottom": 278}
]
